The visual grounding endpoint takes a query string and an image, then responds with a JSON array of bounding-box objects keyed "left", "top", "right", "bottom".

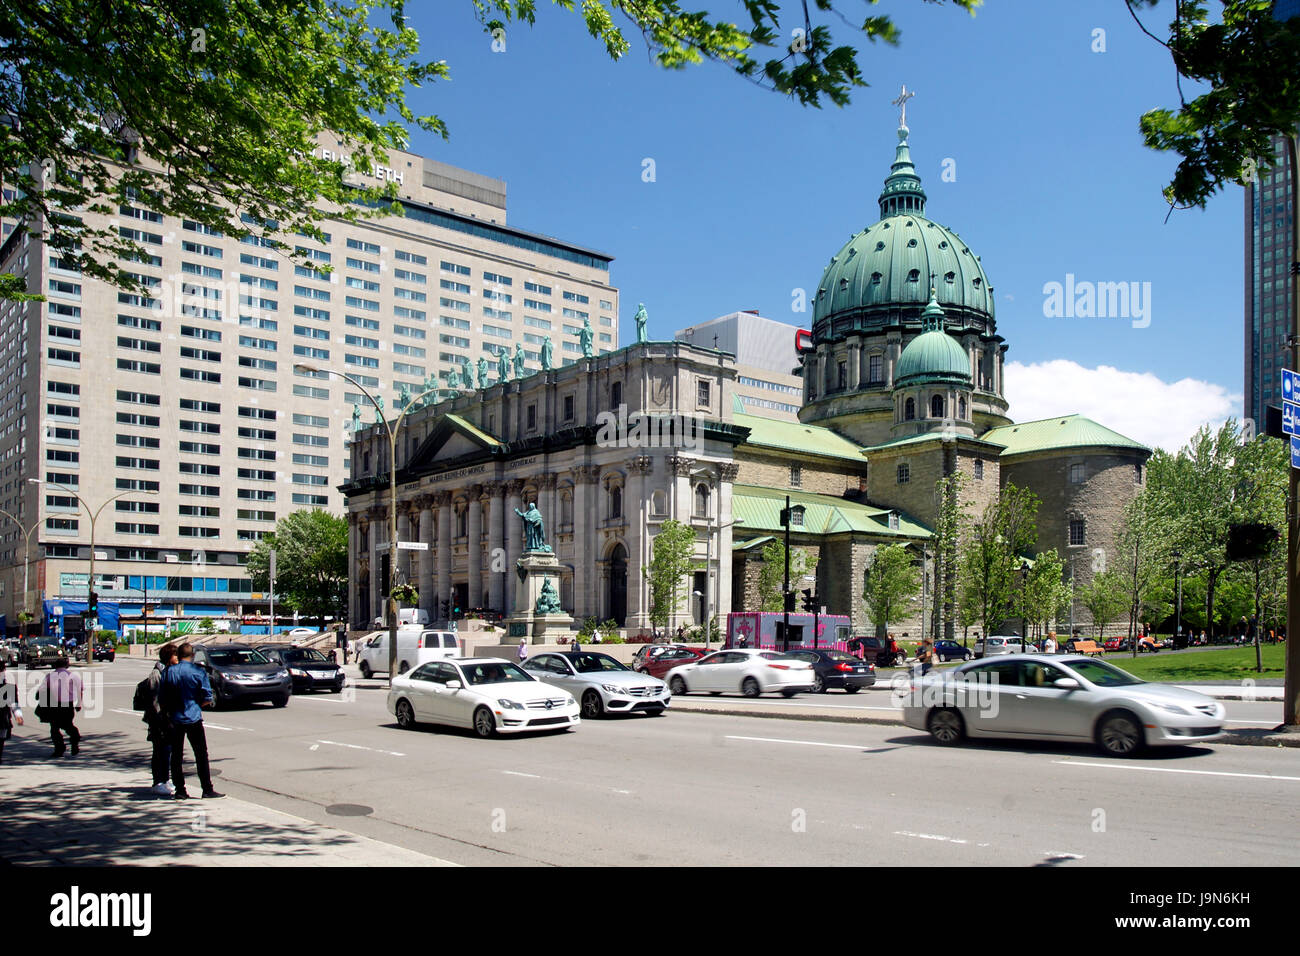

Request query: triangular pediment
[{"left": 408, "top": 414, "right": 501, "bottom": 471}]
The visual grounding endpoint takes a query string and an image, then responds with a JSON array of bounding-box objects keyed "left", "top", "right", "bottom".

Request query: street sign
[
  {"left": 1291, "top": 436, "right": 1300, "bottom": 469},
  {"left": 397, "top": 541, "right": 429, "bottom": 550},
  {"left": 1283, "top": 368, "right": 1300, "bottom": 403},
  {"left": 1284, "top": 401, "right": 1300, "bottom": 438}
]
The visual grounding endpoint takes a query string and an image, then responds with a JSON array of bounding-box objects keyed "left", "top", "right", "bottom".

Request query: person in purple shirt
[{"left": 159, "top": 643, "right": 223, "bottom": 800}]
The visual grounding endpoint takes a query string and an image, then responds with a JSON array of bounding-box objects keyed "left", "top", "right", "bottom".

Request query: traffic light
[
  {"left": 439, "top": 599, "right": 450, "bottom": 620},
  {"left": 87, "top": 590, "right": 98, "bottom": 616},
  {"left": 801, "top": 588, "right": 816, "bottom": 613},
  {"left": 783, "top": 591, "right": 796, "bottom": 613}
]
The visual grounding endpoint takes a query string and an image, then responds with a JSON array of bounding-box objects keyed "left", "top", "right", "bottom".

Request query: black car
[
  {"left": 256, "top": 645, "right": 345, "bottom": 693},
  {"left": 779, "top": 648, "right": 876, "bottom": 694},
  {"left": 93, "top": 641, "right": 117, "bottom": 662},
  {"left": 193, "top": 643, "right": 292, "bottom": 708}
]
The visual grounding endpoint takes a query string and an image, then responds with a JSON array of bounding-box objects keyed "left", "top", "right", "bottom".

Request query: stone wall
[{"left": 733, "top": 450, "right": 865, "bottom": 497}]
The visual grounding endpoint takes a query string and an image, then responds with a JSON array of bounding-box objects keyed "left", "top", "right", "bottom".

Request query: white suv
[{"left": 973, "top": 636, "right": 1038, "bottom": 658}]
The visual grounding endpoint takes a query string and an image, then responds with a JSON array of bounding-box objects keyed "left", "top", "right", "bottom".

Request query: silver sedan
[
  {"left": 900, "top": 654, "right": 1225, "bottom": 756},
  {"left": 522, "top": 651, "right": 670, "bottom": 718}
]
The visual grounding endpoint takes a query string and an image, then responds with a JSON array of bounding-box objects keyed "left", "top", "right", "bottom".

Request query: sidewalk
[{"left": 0, "top": 744, "right": 457, "bottom": 867}]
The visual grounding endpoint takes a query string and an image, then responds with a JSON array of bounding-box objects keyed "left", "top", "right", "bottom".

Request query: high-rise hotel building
[
  {"left": 0, "top": 138, "right": 617, "bottom": 625},
  {"left": 1244, "top": 131, "right": 1296, "bottom": 429}
]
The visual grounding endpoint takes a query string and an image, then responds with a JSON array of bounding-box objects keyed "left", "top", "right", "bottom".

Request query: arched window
[
  {"left": 455, "top": 506, "right": 467, "bottom": 539},
  {"left": 610, "top": 485, "right": 623, "bottom": 520},
  {"left": 904, "top": 397, "right": 915, "bottom": 421},
  {"left": 651, "top": 490, "right": 667, "bottom": 517},
  {"left": 958, "top": 396, "right": 968, "bottom": 419},
  {"left": 694, "top": 483, "right": 711, "bottom": 518},
  {"left": 561, "top": 492, "right": 574, "bottom": 528},
  {"left": 931, "top": 394, "right": 944, "bottom": 418}
]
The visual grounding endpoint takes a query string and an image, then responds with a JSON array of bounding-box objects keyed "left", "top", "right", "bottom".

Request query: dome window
[
  {"left": 945, "top": 271, "right": 955, "bottom": 284},
  {"left": 907, "top": 239, "right": 917, "bottom": 248},
  {"left": 972, "top": 277, "right": 982, "bottom": 288},
  {"left": 871, "top": 272, "right": 882, "bottom": 284},
  {"left": 840, "top": 277, "right": 850, "bottom": 290},
  {"left": 904, "top": 398, "right": 916, "bottom": 420},
  {"left": 907, "top": 269, "right": 920, "bottom": 283},
  {"left": 938, "top": 241, "right": 948, "bottom": 249},
  {"left": 931, "top": 395, "right": 944, "bottom": 418},
  {"left": 905, "top": 220, "right": 914, "bottom": 227},
  {"left": 875, "top": 241, "right": 885, "bottom": 251}
]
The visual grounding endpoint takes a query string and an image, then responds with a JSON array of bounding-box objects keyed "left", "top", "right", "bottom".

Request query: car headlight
[
  {"left": 289, "top": 668, "right": 308, "bottom": 677},
  {"left": 600, "top": 683, "right": 623, "bottom": 694},
  {"left": 1151, "top": 701, "right": 1193, "bottom": 716},
  {"left": 497, "top": 698, "right": 525, "bottom": 710},
  {"left": 276, "top": 669, "right": 290, "bottom": 679}
]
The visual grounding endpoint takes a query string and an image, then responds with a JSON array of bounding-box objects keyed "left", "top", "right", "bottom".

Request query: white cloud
[{"left": 1003, "top": 359, "right": 1242, "bottom": 454}]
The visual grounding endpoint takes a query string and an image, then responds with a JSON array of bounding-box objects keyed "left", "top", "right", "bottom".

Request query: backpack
[{"left": 133, "top": 670, "right": 160, "bottom": 714}]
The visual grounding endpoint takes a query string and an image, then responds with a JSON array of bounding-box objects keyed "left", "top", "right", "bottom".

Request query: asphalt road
[{"left": 8, "top": 656, "right": 1299, "bottom": 867}]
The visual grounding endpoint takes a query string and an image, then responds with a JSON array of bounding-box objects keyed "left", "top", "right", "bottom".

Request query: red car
[
  {"left": 1103, "top": 636, "right": 1124, "bottom": 651},
  {"left": 633, "top": 645, "right": 707, "bottom": 680}
]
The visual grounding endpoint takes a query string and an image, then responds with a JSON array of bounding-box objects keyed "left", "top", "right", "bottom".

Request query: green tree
[
  {"left": 246, "top": 509, "right": 348, "bottom": 629},
  {"left": 862, "top": 543, "right": 921, "bottom": 638},
  {"left": 1077, "top": 569, "right": 1128, "bottom": 639},
  {"left": 755, "top": 540, "right": 818, "bottom": 612},
  {"left": 1114, "top": 493, "right": 1164, "bottom": 656},
  {"left": 957, "top": 484, "right": 1040, "bottom": 638},
  {"left": 648, "top": 519, "right": 696, "bottom": 630},
  {"left": 1015, "top": 549, "right": 1071, "bottom": 639},
  {"left": 930, "top": 470, "right": 969, "bottom": 641}
]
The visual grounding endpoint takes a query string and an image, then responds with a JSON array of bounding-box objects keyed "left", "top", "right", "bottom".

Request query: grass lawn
[{"left": 1091, "top": 645, "right": 1285, "bottom": 683}]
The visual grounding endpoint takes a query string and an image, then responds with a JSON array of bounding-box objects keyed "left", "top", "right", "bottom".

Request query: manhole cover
[{"left": 326, "top": 803, "right": 373, "bottom": 817}]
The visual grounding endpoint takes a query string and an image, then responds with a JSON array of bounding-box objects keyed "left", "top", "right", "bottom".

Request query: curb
[{"left": 668, "top": 702, "right": 1300, "bottom": 748}]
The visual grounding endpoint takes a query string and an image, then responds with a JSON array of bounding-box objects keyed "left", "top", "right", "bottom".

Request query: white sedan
[
  {"left": 387, "top": 657, "right": 580, "bottom": 738},
  {"left": 663, "top": 648, "right": 815, "bottom": 698}
]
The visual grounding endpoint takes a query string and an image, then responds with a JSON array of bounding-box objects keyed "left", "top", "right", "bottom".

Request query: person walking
[
  {"left": 517, "top": 638, "right": 528, "bottom": 663},
  {"left": 36, "top": 657, "right": 82, "bottom": 758},
  {"left": 143, "top": 643, "right": 178, "bottom": 796},
  {"left": 0, "top": 659, "right": 22, "bottom": 765},
  {"left": 917, "top": 637, "right": 935, "bottom": 677},
  {"left": 160, "top": 643, "right": 223, "bottom": 800},
  {"left": 571, "top": 635, "right": 582, "bottom": 653}
]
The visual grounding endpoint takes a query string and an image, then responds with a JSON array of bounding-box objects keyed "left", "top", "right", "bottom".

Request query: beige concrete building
[
  {"left": 675, "top": 312, "right": 804, "bottom": 420},
  {"left": 0, "top": 140, "right": 617, "bottom": 626}
]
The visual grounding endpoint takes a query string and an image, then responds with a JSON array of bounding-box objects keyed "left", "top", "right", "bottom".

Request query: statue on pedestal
[
  {"left": 446, "top": 366, "right": 460, "bottom": 390},
  {"left": 373, "top": 395, "right": 385, "bottom": 423},
  {"left": 513, "top": 343, "right": 525, "bottom": 379},
  {"left": 513, "top": 500, "right": 551, "bottom": 553},
  {"left": 476, "top": 356, "right": 489, "bottom": 389},
  {"left": 497, "top": 349, "right": 510, "bottom": 383},
  {"left": 580, "top": 317, "right": 594, "bottom": 358},
  {"left": 634, "top": 302, "right": 648, "bottom": 343},
  {"left": 540, "top": 335, "right": 554, "bottom": 370},
  {"left": 398, "top": 382, "right": 412, "bottom": 410},
  {"left": 351, "top": 403, "right": 361, "bottom": 433},
  {"left": 536, "top": 577, "right": 561, "bottom": 614}
]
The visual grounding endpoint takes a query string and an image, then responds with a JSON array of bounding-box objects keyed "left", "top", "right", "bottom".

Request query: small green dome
[{"left": 893, "top": 292, "right": 971, "bottom": 387}]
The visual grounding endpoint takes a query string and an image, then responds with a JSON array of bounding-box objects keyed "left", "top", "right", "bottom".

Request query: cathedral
[{"left": 342, "top": 118, "right": 1150, "bottom": 638}]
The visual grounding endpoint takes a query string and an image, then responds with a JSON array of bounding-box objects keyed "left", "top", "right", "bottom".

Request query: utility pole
[
  {"left": 781, "top": 495, "right": 791, "bottom": 653},
  {"left": 269, "top": 548, "right": 277, "bottom": 641},
  {"left": 1288, "top": 131, "right": 1300, "bottom": 727}
]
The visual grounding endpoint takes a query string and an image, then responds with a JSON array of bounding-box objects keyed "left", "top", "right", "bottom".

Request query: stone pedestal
[{"left": 507, "top": 551, "right": 574, "bottom": 643}]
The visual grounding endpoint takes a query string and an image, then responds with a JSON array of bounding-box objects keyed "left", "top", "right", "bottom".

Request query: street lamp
[
  {"left": 1019, "top": 559, "right": 1031, "bottom": 649},
  {"left": 295, "top": 363, "right": 446, "bottom": 683},
  {"left": 29, "top": 477, "right": 158, "bottom": 660},
  {"left": 0, "top": 506, "right": 41, "bottom": 634},
  {"left": 1171, "top": 549, "right": 1183, "bottom": 650}
]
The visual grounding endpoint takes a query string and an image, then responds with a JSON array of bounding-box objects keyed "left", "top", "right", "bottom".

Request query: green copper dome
[
  {"left": 893, "top": 291, "right": 971, "bottom": 387},
  {"left": 812, "top": 125, "right": 995, "bottom": 338}
]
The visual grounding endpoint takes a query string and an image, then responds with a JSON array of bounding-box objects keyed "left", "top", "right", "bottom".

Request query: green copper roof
[
  {"left": 892, "top": 291, "right": 971, "bottom": 387},
  {"left": 734, "top": 413, "right": 868, "bottom": 463},
  {"left": 981, "top": 415, "right": 1149, "bottom": 456},
  {"left": 444, "top": 413, "right": 502, "bottom": 447},
  {"left": 878, "top": 125, "right": 928, "bottom": 218},
  {"left": 731, "top": 483, "right": 931, "bottom": 539}
]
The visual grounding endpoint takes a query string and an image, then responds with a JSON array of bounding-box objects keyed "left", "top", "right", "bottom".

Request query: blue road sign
[
  {"left": 1285, "top": 401, "right": 1300, "bottom": 438},
  {"left": 1291, "top": 436, "right": 1300, "bottom": 469},
  {"left": 1283, "top": 368, "right": 1300, "bottom": 404}
]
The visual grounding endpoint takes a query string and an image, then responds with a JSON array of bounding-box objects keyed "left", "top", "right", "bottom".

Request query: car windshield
[
  {"left": 283, "top": 649, "right": 328, "bottom": 663},
  {"left": 568, "top": 653, "right": 628, "bottom": 673},
  {"left": 208, "top": 648, "right": 269, "bottom": 666},
  {"left": 460, "top": 662, "right": 534, "bottom": 685},
  {"left": 1067, "top": 658, "right": 1144, "bottom": 687},
  {"left": 823, "top": 650, "right": 858, "bottom": 662}
]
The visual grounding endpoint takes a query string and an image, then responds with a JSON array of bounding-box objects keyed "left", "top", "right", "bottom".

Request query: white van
[
  {"left": 372, "top": 608, "right": 430, "bottom": 628},
  {"left": 357, "top": 627, "right": 460, "bottom": 678}
]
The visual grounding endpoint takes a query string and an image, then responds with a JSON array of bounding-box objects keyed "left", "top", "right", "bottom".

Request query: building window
[
  {"left": 561, "top": 492, "right": 574, "bottom": 529},
  {"left": 455, "top": 507, "right": 467, "bottom": 539},
  {"left": 610, "top": 486, "right": 623, "bottom": 520},
  {"left": 868, "top": 354, "right": 883, "bottom": 385},
  {"left": 958, "top": 396, "right": 967, "bottom": 419},
  {"left": 790, "top": 464, "right": 802, "bottom": 488},
  {"left": 611, "top": 381, "right": 622, "bottom": 408},
  {"left": 897, "top": 463, "right": 910, "bottom": 484},
  {"left": 651, "top": 490, "right": 667, "bottom": 517},
  {"left": 527, "top": 404, "right": 537, "bottom": 430},
  {"left": 697, "top": 379, "right": 711, "bottom": 408},
  {"left": 563, "top": 395, "right": 574, "bottom": 421},
  {"left": 904, "top": 398, "right": 915, "bottom": 421},
  {"left": 974, "top": 459, "right": 984, "bottom": 481},
  {"left": 837, "top": 361, "right": 846, "bottom": 390},
  {"left": 694, "top": 483, "right": 710, "bottom": 518},
  {"left": 1069, "top": 519, "right": 1086, "bottom": 546},
  {"left": 1134, "top": 463, "right": 1143, "bottom": 484},
  {"left": 931, "top": 394, "right": 944, "bottom": 418},
  {"left": 1070, "top": 463, "right": 1085, "bottom": 484}
]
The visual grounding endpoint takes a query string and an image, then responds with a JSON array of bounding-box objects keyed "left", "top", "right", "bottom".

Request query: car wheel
[
  {"left": 473, "top": 706, "right": 497, "bottom": 739},
  {"left": 398, "top": 660, "right": 409, "bottom": 674},
  {"left": 811, "top": 673, "right": 826, "bottom": 694},
  {"left": 395, "top": 698, "right": 416, "bottom": 730},
  {"left": 844, "top": 685, "right": 861, "bottom": 695},
  {"left": 272, "top": 695, "right": 289, "bottom": 708},
  {"left": 669, "top": 675, "right": 687, "bottom": 696},
  {"left": 963, "top": 651, "right": 973, "bottom": 661},
  {"left": 741, "top": 677, "right": 761, "bottom": 698},
  {"left": 781, "top": 688, "right": 799, "bottom": 698},
  {"left": 927, "top": 708, "right": 965, "bottom": 745},
  {"left": 1096, "top": 711, "right": 1144, "bottom": 757},
  {"left": 359, "top": 661, "right": 372, "bottom": 679},
  {"left": 581, "top": 690, "right": 604, "bottom": 720}
]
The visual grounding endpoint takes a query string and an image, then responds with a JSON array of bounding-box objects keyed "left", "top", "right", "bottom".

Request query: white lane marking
[
  {"left": 610, "top": 789, "right": 633, "bottom": 795},
  {"left": 895, "top": 830, "right": 969, "bottom": 844},
  {"left": 725, "top": 734, "right": 868, "bottom": 751},
  {"left": 316, "top": 738, "right": 404, "bottom": 757},
  {"left": 1054, "top": 761, "right": 1300, "bottom": 782},
  {"left": 1045, "top": 851, "right": 1085, "bottom": 860},
  {"left": 289, "top": 695, "right": 352, "bottom": 704},
  {"left": 110, "top": 708, "right": 139, "bottom": 717},
  {"left": 309, "top": 743, "right": 320, "bottom": 751},
  {"left": 501, "top": 770, "right": 542, "bottom": 779},
  {"left": 205, "top": 722, "right": 256, "bottom": 732}
]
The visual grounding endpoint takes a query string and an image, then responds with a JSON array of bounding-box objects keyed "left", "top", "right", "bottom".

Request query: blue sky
[{"left": 393, "top": 1, "right": 1246, "bottom": 450}]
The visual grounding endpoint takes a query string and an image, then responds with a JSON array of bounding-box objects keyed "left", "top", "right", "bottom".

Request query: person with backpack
[
  {"left": 134, "top": 643, "right": 178, "bottom": 796},
  {"left": 159, "top": 643, "right": 223, "bottom": 800}
]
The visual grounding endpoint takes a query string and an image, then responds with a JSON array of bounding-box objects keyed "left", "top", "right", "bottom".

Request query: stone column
[
  {"left": 416, "top": 494, "right": 434, "bottom": 617},
  {"left": 626, "top": 456, "right": 653, "bottom": 628},
  {"left": 396, "top": 509, "right": 411, "bottom": 587},
  {"left": 572, "top": 465, "right": 600, "bottom": 622},
  {"left": 367, "top": 505, "right": 386, "bottom": 626},
  {"left": 467, "top": 483, "right": 483, "bottom": 608},
  {"left": 435, "top": 491, "right": 452, "bottom": 621},
  {"left": 348, "top": 514, "right": 359, "bottom": 628},
  {"left": 716, "top": 462, "right": 739, "bottom": 620},
  {"left": 666, "top": 456, "right": 695, "bottom": 633},
  {"left": 486, "top": 481, "right": 505, "bottom": 614},
  {"left": 848, "top": 337, "right": 862, "bottom": 391},
  {"left": 505, "top": 478, "right": 526, "bottom": 616}
]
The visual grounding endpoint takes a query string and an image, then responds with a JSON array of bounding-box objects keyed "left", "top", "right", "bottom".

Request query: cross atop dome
[{"left": 891, "top": 84, "right": 916, "bottom": 128}]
